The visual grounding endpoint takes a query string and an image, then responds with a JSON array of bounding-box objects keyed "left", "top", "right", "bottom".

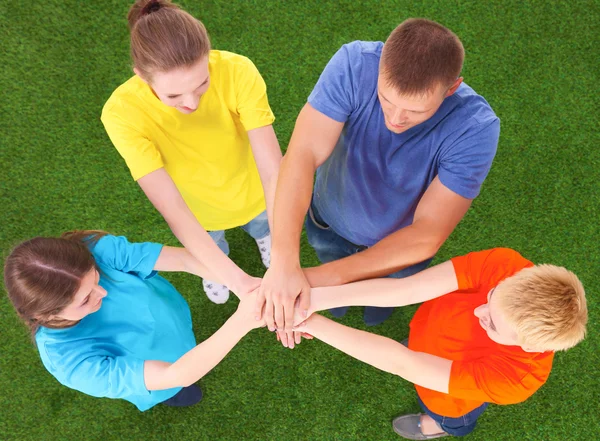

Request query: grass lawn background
[{"left": 0, "top": 0, "right": 598, "bottom": 440}]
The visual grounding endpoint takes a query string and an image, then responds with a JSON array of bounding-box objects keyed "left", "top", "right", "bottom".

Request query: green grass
[{"left": 1, "top": 0, "right": 598, "bottom": 440}]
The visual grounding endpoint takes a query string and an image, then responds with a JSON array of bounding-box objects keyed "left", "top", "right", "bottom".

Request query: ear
[
  {"left": 445, "top": 77, "right": 463, "bottom": 97},
  {"left": 133, "top": 67, "right": 149, "bottom": 85}
]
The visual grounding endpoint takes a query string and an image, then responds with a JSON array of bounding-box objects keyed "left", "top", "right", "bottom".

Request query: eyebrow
[
  {"left": 377, "top": 90, "right": 429, "bottom": 113},
  {"left": 167, "top": 76, "right": 209, "bottom": 98}
]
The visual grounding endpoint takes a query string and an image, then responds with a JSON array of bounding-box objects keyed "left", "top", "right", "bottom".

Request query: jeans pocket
[{"left": 308, "top": 206, "right": 330, "bottom": 230}]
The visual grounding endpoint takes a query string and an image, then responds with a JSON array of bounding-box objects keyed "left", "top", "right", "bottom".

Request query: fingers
[
  {"left": 283, "top": 298, "right": 296, "bottom": 349},
  {"left": 264, "top": 294, "right": 276, "bottom": 333},
  {"left": 294, "top": 331, "right": 302, "bottom": 345},
  {"left": 274, "top": 302, "right": 289, "bottom": 347},
  {"left": 298, "top": 286, "right": 311, "bottom": 319},
  {"left": 254, "top": 289, "right": 266, "bottom": 321}
]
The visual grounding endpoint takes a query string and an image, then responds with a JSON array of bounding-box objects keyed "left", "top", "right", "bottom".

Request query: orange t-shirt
[{"left": 409, "top": 248, "right": 554, "bottom": 417}]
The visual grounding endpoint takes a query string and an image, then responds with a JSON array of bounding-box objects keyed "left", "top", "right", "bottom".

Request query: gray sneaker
[{"left": 392, "top": 414, "right": 449, "bottom": 440}]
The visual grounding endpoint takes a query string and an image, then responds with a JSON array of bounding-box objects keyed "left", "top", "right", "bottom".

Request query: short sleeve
[
  {"left": 91, "top": 235, "right": 163, "bottom": 278},
  {"left": 449, "top": 355, "right": 550, "bottom": 404},
  {"left": 101, "top": 100, "right": 164, "bottom": 181},
  {"left": 44, "top": 343, "right": 149, "bottom": 399},
  {"left": 234, "top": 57, "right": 275, "bottom": 132},
  {"left": 307, "top": 43, "right": 361, "bottom": 123},
  {"left": 451, "top": 248, "right": 531, "bottom": 291},
  {"left": 438, "top": 118, "right": 500, "bottom": 199}
]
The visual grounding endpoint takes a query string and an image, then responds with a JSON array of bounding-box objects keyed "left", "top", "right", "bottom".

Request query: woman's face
[
  {"left": 141, "top": 57, "right": 211, "bottom": 114},
  {"left": 53, "top": 268, "right": 107, "bottom": 321}
]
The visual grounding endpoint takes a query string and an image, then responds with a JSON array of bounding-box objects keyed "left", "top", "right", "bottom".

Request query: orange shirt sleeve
[{"left": 449, "top": 354, "right": 551, "bottom": 404}]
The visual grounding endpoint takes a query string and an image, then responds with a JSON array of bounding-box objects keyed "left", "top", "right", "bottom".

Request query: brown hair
[
  {"left": 4, "top": 231, "right": 107, "bottom": 338},
  {"left": 381, "top": 18, "right": 464, "bottom": 96},
  {"left": 496, "top": 264, "right": 588, "bottom": 352},
  {"left": 128, "top": 0, "right": 211, "bottom": 80}
]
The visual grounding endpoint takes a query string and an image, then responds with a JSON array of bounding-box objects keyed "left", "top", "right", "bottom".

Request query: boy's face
[{"left": 474, "top": 288, "right": 535, "bottom": 350}]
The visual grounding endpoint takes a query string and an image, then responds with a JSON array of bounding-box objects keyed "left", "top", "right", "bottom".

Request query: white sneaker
[
  {"left": 255, "top": 234, "right": 271, "bottom": 268},
  {"left": 202, "top": 279, "right": 229, "bottom": 304}
]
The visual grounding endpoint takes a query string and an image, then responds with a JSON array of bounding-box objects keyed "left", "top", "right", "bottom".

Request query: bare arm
[
  {"left": 138, "top": 168, "right": 255, "bottom": 297},
  {"left": 303, "top": 314, "right": 452, "bottom": 393},
  {"left": 257, "top": 104, "right": 344, "bottom": 348},
  {"left": 143, "top": 294, "right": 262, "bottom": 390},
  {"left": 304, "top": 177, "right": 472, "bottom": 287},
  {"left": 247, "top": 125, "right": 283, "bottom": 231},
  {"left": 153, "top": 246, "right": 225, "bottom": 285},
  {"left": 307, "top": 260, "right": 458, "bottom": 315}
]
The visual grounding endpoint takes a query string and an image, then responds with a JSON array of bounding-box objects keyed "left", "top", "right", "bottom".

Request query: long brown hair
[
  {"left": 128, "top": 0, "right": 211, "bottom": 80},
  {"left": 4, "top": 230, "right": 107, "bottom": 338}
]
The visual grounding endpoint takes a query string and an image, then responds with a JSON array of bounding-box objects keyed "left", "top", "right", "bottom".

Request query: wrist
[{"left": 230, "top": 311, "right": 254, "bottom": 334}]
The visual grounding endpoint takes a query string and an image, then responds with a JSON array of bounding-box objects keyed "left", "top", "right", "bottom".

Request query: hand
[
  {"left": 256, "top": 261, "right": 311, "bottom": 349},
  {"left": 236, "top": 290, "right": 266, "bottom": 330}
]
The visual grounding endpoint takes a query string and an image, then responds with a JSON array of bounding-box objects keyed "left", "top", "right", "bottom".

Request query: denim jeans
[
  {"left": 305, "top": 202, "right": 433, "bottom": 313},
  {"left": 417, "top": 395, "right": 488, "bottom": 437},
  {"left": 208, "top": 210, "right": 270, "bottom": 255}
]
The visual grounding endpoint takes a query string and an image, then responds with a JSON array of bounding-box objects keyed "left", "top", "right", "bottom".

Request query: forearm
[
  {"left": 310, "top": 279, "right": 415, "bottom": 312},
  {"left": 162, "top": 199, "right": 249, "bottom": 291},
  {"left": 147, "top": 312, "right": 250, "bottom": 389},
  {"left": 271, "top": 150, "right": 315, "bottom": 264},
  {"left": 261, "top": 173, "right": 278, "bottom": 233},
  {"left": 319, "top": 222, "right": 441, "bottom": 284},
  {"left": 153, "top": 246, "right": 225, "bottom": 285},
  {"left": 305, "top": 315, "right": 451, "bottom": 393},
  {"left": 306, "top": 315, "right": 411, "bottom": 377}
]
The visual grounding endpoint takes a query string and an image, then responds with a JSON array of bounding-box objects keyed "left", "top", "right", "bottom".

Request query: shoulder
[
  {"left": 210, "top": 50, "right": 258, "bottom": 74},
  {"left": 452, "top": 248, "right": 533, "bottom": 290},
  {"left": 101, "top": 76, "right": 150, "bottom": 121},
  {"left": 446, "top": 83, "right": 499, "bottom": 128}
]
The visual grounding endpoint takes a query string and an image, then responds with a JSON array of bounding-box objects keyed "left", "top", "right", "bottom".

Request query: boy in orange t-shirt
[{"left": 290, "top": 248, "right": 587, "bottom": 439}]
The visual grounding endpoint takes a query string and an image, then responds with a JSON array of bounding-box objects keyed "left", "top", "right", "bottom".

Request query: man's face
[
  {"left": 376, "top": 74, "right": 461, "bottom": 134},
  {"left": 136, "top": 57, "right": 211, "bottom": 114}
]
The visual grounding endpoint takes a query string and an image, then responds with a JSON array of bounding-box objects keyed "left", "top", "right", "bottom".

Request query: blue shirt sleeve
[
  {"left": 307, "top": 42, "right": 363, "bottom": 123},
  {"left": 90, "top": 235, "right": 163, "bottom": 279},
  {"left": 40, "top": 340, "right": 149, "bottom": 399},
  {"left": 438, "top": 117, "right": 500, "bottom": 199}
]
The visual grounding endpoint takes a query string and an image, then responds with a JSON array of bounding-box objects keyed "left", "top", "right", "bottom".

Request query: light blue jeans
[{"left": 208, "top": 210, "right": 270, "bottom": 255}]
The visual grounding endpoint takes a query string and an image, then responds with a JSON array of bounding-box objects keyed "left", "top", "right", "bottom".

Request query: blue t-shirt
[
  {"left": 308, "top": 41, "right": 500, "bottom": 247},
  {"left": 35, "top": 235, "right": 197, "bottom": 411}
]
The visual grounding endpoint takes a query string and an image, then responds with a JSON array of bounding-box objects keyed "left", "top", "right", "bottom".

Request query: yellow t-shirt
[{"left": 101, "top": 50, "right": 275, "bottom": 231}]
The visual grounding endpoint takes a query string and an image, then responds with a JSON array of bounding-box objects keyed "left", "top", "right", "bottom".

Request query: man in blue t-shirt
[{"left": 258, "top": 19, "right": 500, "bottom": 346}]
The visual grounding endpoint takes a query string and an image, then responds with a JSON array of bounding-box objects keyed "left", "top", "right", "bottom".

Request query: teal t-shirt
[{"left": 35, "top": 235, "right": 197, "bottom": 411}]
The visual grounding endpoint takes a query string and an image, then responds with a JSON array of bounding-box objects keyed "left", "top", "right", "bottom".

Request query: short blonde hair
[{"left": 496, "top": 264, "right": 587, "bottom": 352}]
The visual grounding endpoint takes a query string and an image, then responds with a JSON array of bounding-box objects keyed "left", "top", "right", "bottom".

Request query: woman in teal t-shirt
[{"left": 4, "top": 231, "right": 263, "bottom": 411}]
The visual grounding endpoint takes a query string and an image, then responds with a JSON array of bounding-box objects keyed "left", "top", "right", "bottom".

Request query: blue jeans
[
  {"left": 208, "top": 211, "right": 270, "bottom": 255},
  {"left": 305, "top": 202, "right": 433, "bottom": 316},
  {"left": 417, "top": 395, "right": 488, "bottom": 437}
]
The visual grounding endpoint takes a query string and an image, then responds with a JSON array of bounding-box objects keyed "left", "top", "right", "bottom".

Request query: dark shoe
[
  {"left": 401, "top": 338, "right": 408, "bottom": 348},
  {"left": 162, "top": 384, "right": 203, "bottom": 407},
  {"left": 364, "top": 306, "right": 394, "bottom": 326},
  {"left": 392, "top": 414, "right": 449, "bottom": 440},
  {"left": 329, "top": 306, "right": 349, "bottom": 318}
]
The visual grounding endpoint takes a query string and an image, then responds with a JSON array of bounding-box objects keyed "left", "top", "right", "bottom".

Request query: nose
[
  {"left": 182, "top": 94, "right": 198, "bottom": 110},
  {"left": 98, "top": 286, "right": 108, "bottom": 298},
  {"left": 391, "top": 108, "right": 408, "bottom": 124}
]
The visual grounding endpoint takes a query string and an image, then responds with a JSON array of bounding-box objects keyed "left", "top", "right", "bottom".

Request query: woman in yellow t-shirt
[{"left": 102, "top": 0, "right": 282, "bottom": 303}]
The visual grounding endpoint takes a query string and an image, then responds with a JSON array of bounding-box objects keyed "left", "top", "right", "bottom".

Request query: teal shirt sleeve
[
  {"left": 39, "top": 340, "right": 149, "bottom": 399},
  {"left": 90, "top": 235, "right": 163, "bottom": 278}
]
